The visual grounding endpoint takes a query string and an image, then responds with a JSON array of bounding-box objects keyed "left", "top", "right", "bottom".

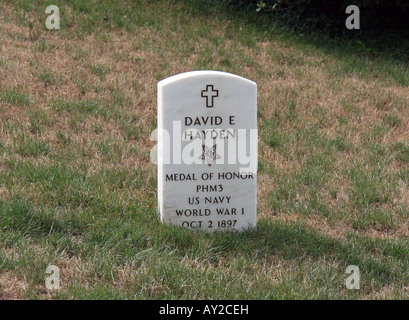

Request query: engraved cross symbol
[{"left": 201, "top": 85, "right": 218, "bottom": 108}]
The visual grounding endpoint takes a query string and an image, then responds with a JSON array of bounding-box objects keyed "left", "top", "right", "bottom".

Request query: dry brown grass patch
[{"left": 0, "top": 271, "right": 28, "bottom": 300}]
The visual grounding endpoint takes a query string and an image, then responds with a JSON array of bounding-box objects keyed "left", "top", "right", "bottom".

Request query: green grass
[
  {"left": 15, "top": 138, "right": 50, "bottom": 158},
  {"left": 0, "top": 0, "right": 408, "bottom": 300},
  {"left": 0, "top": 89, "right": 32, "bottom": 106},
  {"left": 90, "top": 63, "right": 110, "bottom": 79},
  {"left": 38, "top": 69, "right": 61, "bottom": 86}
]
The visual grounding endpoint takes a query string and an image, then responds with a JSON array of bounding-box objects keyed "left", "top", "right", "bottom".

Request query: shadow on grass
[
  {"left": 182, "top": 0, "right": 409, "bottom": 84},
  {"left": 158, "top": 219, "right": 409, "bottom": 287},
  {"left": 7, "top": 0, "right": 409, "bottom": 84}
]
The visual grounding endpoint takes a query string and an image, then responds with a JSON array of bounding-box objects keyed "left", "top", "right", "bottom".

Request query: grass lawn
[{"left": 0, "top": 0, "right": 408, "bottom": 299}]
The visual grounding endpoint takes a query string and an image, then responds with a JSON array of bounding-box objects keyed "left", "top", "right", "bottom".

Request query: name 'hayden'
[{"left": 184, "top": 116, "right": 236, "bottom": 140}]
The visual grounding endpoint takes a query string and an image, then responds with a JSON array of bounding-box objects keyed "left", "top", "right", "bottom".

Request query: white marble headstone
[{"left": 157, "top": 71, "right": 257, "bottom": 231}]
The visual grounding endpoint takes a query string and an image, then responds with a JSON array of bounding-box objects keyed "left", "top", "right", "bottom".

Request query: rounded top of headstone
[{"left": 158, "top": 70, "right": 256, "bottom": 87}]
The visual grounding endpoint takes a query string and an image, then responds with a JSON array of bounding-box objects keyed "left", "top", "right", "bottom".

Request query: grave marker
[{"left": 157, "top": 71, "right": 257, "bottom": 231}]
